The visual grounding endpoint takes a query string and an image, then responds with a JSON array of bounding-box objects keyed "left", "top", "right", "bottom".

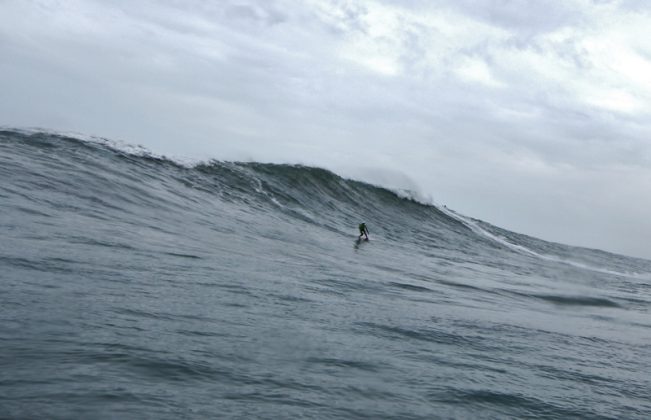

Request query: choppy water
[{"left": 1, "top": 129, "right": 650, "bottom": 419}]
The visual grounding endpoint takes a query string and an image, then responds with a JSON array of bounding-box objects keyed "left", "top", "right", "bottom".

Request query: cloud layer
[{"left": 2, "top": 0, "right": 651, "bottom": 258}]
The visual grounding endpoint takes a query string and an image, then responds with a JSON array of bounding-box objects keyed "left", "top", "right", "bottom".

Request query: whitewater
[{"left": 1, "top": 129, "right": 650, "bottom": 419}]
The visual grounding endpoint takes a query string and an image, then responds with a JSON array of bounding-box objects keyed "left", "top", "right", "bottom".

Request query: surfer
[{"left": 358, "top": 222, "right": 369, "bottom": 240}]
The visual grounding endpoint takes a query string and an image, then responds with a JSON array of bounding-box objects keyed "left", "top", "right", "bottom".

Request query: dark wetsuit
[{"left": 358, "top": 223, "right": 369, "bottom": 239}]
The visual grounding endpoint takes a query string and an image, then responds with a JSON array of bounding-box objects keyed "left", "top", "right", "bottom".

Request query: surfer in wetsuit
[{"left": 358, "top": 222, "right": 369, "bottom": 240}]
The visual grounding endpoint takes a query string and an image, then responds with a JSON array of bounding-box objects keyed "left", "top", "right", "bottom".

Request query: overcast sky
[{"left": 2, "top": 0, "right": 651, "bottom": 258}]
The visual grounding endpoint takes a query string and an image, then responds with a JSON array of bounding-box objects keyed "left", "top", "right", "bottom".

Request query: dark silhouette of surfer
[{"left": 358, "top": 222, "right": 369, "bottom": 240}]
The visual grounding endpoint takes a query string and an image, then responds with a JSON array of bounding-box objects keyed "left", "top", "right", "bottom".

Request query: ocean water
[{"left": 1, "top": 129, "right": 650, "bottom": 419}]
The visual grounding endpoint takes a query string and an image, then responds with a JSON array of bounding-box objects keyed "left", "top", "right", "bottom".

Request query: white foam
[
  {"left": 6, "top": 126, "right": 202, "bottom": 168},
  {"left": 438, "top": 205, "right": 649, "bottom": 280},
  {"left": 250, "top": 175, "right": 284, "bottom": 208}
]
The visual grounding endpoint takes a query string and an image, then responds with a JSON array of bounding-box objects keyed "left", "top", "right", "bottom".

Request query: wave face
[{"left": 2, "top": 129, "right": 651, "bottom": 419}]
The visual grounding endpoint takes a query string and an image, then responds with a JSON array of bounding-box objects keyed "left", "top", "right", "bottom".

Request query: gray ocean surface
[{"left": 1, "top": 129, "right": 650, "bottom": 419}]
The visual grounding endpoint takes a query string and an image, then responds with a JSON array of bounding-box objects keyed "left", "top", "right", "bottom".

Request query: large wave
[
  {"left": 3, "top": 126, "right": 651, "bottom": 284},
  {"left": 3, "top": 128, "right": 651, "bottom": 419}
]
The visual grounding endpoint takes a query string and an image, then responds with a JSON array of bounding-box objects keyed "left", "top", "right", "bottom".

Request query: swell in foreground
[{"left": 1, "top": 129, "right": 650, "bottom": 419}]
